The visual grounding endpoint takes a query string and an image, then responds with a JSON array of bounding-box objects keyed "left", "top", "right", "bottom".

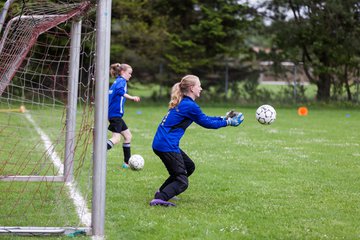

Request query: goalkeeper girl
[
  {"left": 150, "top": 74, "right": 244, "bottom": 207},
  {"left": 107, "top": 63, "right": 140, "bottom": 169}
]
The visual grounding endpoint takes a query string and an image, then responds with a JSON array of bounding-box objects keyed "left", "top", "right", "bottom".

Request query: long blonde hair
[
  {"left": 168, "top": 75, "right": 199, "bottom": 109},
  {"left": 110, "top": 63, "right": 132, "bottom": 78}
]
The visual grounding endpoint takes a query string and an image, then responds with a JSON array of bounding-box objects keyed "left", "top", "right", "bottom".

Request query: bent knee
[
  {"left": 187, "top": 163, "right": 195, "bottom": 177},
  {"left": 122, "top": 130, "right": 132, "bottom": 143},
  {"left": 111, "top": 133, "right": 122, "bottom": 144},
  {"left": 177, "top": 174, "right": 189, "bottom": 192}
]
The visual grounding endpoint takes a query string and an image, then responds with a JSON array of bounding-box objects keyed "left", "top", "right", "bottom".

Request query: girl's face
[
  {"left": 190, "top": 79, "right": 202, "bottom": 99},
  {"left": 121, "top": 68, "right": 133, "bottom": 81}
]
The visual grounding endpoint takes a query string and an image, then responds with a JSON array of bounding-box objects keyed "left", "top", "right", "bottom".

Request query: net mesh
[{"left": 0, "top": 0, "right": 96, "bottom": 231}]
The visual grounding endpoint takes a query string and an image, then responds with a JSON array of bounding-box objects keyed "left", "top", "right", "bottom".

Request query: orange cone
[{"left": 297, "top": 106, "right": 308, "bottom": 116}]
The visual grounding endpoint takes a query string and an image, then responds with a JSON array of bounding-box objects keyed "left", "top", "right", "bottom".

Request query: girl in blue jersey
[
  {"left": 107, "top": 63, "right": 141, "bottom": 169},
  {"left": 150, "top": 75, "right": 244, "bottom": 207}
]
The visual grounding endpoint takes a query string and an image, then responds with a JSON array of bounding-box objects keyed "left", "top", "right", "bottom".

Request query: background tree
[
  {"left": 111, "top": 0, "right": 259, "bottom": 95},
  {"left": 111, "top": 0, "right": 169, "bottom": 84},
  {"left": 261, "top": 0, "right": 360, "bottom": 101}
]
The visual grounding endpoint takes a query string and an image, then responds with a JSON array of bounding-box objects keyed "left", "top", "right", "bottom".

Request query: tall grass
[{"left": 1, "top": 104, "right": 359, "bottom": 239}]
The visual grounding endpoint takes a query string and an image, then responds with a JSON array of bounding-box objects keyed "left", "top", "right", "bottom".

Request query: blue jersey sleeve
[
  {"left": 115, "top": 79, "right": 126, "bottom": 96},
  {"left": 186, "top": 101, "right": 227, "bottom": 129}
]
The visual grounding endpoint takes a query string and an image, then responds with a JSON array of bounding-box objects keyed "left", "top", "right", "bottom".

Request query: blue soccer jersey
[
  {"left": 108, "top": 76, "right": 127, "bottom": 119},
  {"left": 152, "top": 96, "right": 227, "bottom": 152}
]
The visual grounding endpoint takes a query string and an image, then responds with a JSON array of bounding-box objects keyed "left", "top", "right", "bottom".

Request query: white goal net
[{"left": 0, "top": 0, "right": 106, "bottom": 236}]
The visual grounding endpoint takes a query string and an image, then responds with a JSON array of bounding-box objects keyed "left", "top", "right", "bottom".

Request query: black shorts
[{"left": 108, "top": 117, "right": 128, "bottom": 133}]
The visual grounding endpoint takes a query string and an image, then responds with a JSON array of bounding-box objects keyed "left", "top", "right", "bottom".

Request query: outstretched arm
[
  {"left": 124, "top": 93, "right": 140, "bottom": 102},
  {"left": 189, "top": 104, "right": 227, "bottom": 129}
]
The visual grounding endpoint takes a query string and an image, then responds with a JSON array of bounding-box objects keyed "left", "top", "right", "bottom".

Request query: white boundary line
[{"left": 24, "top": 112, "right": 92, "bottom": 228}]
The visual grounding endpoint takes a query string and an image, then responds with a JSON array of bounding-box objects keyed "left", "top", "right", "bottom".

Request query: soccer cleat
[
  {"left": 154, "top": 190, "right": 160, "bottom": 198},
  {"left": 122, "top": 163, "right": 129, "bottom": 169},
  {"left": 149, "top": 199, "right": 176, "bottom": 207},
  {"left": 155, "top": 190, "right": 180, "bottom": 201}
]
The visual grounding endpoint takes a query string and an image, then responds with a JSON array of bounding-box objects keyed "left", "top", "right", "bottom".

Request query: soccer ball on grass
[
  {"left": 255, "top": 105, "right": 276, "bottom": 125},
  {"left": 128, "top": 154, "right": 144, "bottom": 170}
]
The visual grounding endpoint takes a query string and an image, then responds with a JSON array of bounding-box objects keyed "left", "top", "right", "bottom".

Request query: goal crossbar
[{"left": 0, "top": 1, "right": 91, "bottom": 96}]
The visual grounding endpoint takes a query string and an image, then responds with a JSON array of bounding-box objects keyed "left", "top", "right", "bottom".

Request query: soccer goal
[{"left": 0, "top": 0, "right": 110, "bottom": 237}]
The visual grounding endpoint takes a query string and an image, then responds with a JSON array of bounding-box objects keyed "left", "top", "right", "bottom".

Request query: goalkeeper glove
[
  {"left": 226, "top": 113, "right": 244, "bottom": 126},
  {"left": 222, "top": 110, "right": 240, "bottom": 120}
]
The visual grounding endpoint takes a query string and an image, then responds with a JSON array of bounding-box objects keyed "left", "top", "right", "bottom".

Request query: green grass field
[
  {"left": 1, "top": 104, "right": 360, "bottom": 239},
  {"left": 105, "top": 105, "right": 360, "bottom": 240}
]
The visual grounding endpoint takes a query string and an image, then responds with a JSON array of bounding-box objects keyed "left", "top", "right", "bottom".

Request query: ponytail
[
  {"left": 110, "top": 63, "right": 132, "bottom": 78},
  {"left": 168, "top": 75, "right": 199, "bottom": 109},
  {"left": 168, "top": 83, "right": 183, "bottom": 109}
]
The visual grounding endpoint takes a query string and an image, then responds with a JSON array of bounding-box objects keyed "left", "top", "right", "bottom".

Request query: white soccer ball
[
  {"left": 255, "top": 104, "right": 276, "bottom": 125},
  {"left": 128, "top": 154, "right": 144, "bottom": 170}
]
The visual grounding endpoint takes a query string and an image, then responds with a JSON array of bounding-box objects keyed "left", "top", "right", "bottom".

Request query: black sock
[
  {"left": 107, "top": 140, "right": 114, "bottom": 150},
  {"left": 123, "top": 143, "right": 131, "bottom": 163}
]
